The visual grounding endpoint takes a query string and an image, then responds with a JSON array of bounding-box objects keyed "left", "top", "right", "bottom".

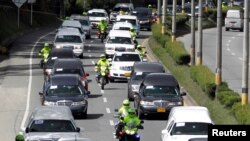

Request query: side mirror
[
  {"left": 94, "top": 63, "right": 97, "bottom": 66},
  {"left": 76, "top": 127, "right": 81, "bottom": 132},
  {"left": 114, "top": 109, "right": 118, "bottom": 112},
  {"left": 86, "top": 91, "right": 90, "bottom": 95},
  {"left": 25, "top": 127, "right": 29, "bottom": 133},
  {"left": 85, "top": 73, "right": 90, "bottom": 77},
  {"left": 140, "top": 120, "right": 144, "bottom": 124},
  {"left": 138, "top": 125, "right": 144, "bottom": 129},
  {"left": 39, "top": 92, "right": 43, "bottom": 96},
  {"left": 181, "top": 91, "right": 187, "bottom": 96}
]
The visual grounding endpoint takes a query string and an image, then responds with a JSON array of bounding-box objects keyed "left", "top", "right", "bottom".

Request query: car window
[
  {"left": 46, "top": 85, "right": 84, "bottom": 96},
  {"left": 114, "top": 54, "right": 141, "bottom": 62},
  {"left": 143, "top": 86, "right": 180, "bottom": 97},
  {"left": 55, "top": 35, "right": 82, "bottom": 43},
  {"left": 132, "top": 72, "right": 150, "bottom": 80},
  {"left": 113, "top": 7, "right": 130, "bottom": 12},
  {"left": 88, "top": 12, "right": 105, "bottom": 17},
  {"left": 227, "top": 11, "right": 240, "bottom": 18},
  {"left": 120, "top": 19, "right": 136, "bottom": 26},
  {"left": 29, "top": 120, "right": 76, "bottom": 132},
  {"left": 54, "top": 68, "right": 84, "bottom": 76},
  {"left": 107, "top": 36, "right": 132, "bottom": 44},
  {"left": 171, "top": 122, "right": 211, "bottom": 135},
  {"left": 167, "top": 120, "right": 175, "bottom": 132}
]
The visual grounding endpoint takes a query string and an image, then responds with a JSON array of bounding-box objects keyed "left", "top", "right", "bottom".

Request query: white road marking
[
  {"left": 239, "top": 57, "right": 243, "bottom": 60},
  {"left": 91, "top": 40, "right": 93, "bottom": 43},
  {"left": 228, "top": 40, "right": 231, "bottom": 43},
  {"left": 231, "top": 52, "right": 235, "bottom": 56},
  {"left": 227, "top": 48, "right": 231, "bottom": 51},
  {"left": 101, "top": 90, "right": 104, "bottom": 94},
  {"left": 232, "top": 36, "right": 235, "bottom": 39},
  {"left": 91, "top": 61, "right": 95, "bottom": 64},
  {"left": 106, "top": 108, "right": 111, "bottom": 113},
  {"left": 20, "top": 31, "right": 53, "bottom": 130},
  {"left": 103, "top": 97, "right": 107, "bottom": 102},
  {"left": 88, "top": 50, "right": 91, "bottom": 52},
  {"left": 226, "top": 43, "right": 230, "bottom": 46},
  {"left": 110, "top": 120, "right": 114, "bottom": 126},
  {"left": 89, "top": 54, "right": 92, "bottom": 57}
]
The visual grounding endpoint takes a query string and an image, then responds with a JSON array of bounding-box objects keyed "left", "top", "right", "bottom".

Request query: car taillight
[{"left": 118, "top": 131, "right": 125, "bottom": 136}]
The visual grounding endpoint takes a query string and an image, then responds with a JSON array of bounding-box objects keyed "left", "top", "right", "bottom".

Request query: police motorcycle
[
  {"left": 95, "top": 63, "right": 109, "bottom": 90},
  {"left": 113, "top": 109, "right": 144, "bottom": 141}
]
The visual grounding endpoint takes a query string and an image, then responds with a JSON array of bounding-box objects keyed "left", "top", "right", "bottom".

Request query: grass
[{"left": 149, "top": 36, "right": 238, "bottom": 124}]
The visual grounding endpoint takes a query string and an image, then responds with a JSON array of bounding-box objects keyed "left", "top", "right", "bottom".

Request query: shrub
[
  {"left": 232, "top": 103, "right": 250, "bottom": 124},
  {"left": 217, "top": 90, "right": 241, "bottom": 108}
]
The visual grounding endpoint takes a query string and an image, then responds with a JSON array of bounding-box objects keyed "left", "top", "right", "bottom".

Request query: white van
[
  {"left": 225, "top": 9, "right": 243, "bottom": 32},
  {"left": 54, "top": 28, "right": 84, "bottom": 58},
  {"left": 116, "top": 15, "right": 140, "bottom": 35},
  {"left": 105, "top": 30, "right": 135, "bottom": 57}
]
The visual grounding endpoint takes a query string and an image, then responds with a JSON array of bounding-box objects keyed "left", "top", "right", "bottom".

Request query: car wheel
[
  {"left": 79, "top": 53, "right": 84, "bottom": 59},
  {"left": 225, "top": 28, "right": 229, "bottom": 31},
  {"left": 110, "top": 77, "right": 114, "bottom": 83},
  {"left": 240, "top": 28, "right": 243, "bottom": 32},
  {"left": 87, "top": 35, "right": 91, "bottom": 39},
  {"left": 82, "top": 110, "right": 88, "bottom": 119}
]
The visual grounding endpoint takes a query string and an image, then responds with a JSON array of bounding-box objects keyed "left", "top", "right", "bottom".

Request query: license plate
[
  {"left": 157, "top": 107, "right": 166, "bottom": 112},
  {"left": 124, "top": 72, "right": 131, "bottom": 77}
]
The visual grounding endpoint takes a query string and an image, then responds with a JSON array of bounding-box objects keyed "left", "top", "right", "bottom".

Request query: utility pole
[
  {"left": 190, "top": 0, "right": 195, "bottom": 65},
  {"left": 157, "top": 0, "right": 161, "bottom": 24},
  {"left": 230, "top": 0, "right": 234, "bottom": 7},
  {"left": 205, "top": 0, "right": 208, "bottom": 13},
  {"left": 181, "top": 0, "right": 185, "bottom": 14},
  {"left": 172, "top": 0, "right": 176, "bottom": 42},
  {"left": 196, "top": 0, "right": 203, "bottom": 65},
  {"left": 162, "top": 0, "right": 167, "bottom": 34},
  {"left": 215, "top": 0, "right": 222, "bottom": 92},
  {"left": 241, "top": 0, "right": 249, "bottom": 105}
]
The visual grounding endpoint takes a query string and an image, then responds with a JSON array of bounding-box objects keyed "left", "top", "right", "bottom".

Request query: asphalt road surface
[
  {"left": 0, "top": 27, "right": 195, "bottom": 141},
  {"left": 178, "top": 27, "right": 250, "bottom": 102}
]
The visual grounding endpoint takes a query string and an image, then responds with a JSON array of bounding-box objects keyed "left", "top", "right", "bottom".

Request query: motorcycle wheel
[
  {"left": 101, "top": 34, "right": 104, "bottom": 43},
  {"left": 100, "top": 77, "right": 105, "bottom": 90}
]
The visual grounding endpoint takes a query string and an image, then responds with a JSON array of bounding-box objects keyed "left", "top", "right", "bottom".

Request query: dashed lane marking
[
  {"left": 101, "top": 90, "right": 104, "bottom": 94},
  {"left": 89, "top": 54, "right": 92, "bottom": 57},
  {"left": 231, "top": 52, "right": 235, "bottom": 56},
  {"left": 227, "top": 48, "right": 231, "bottom": 51},
  {"left": 88, "top": 50, "right": 91, "bottom": 52},
  {"left": 91, "top": 61, "right": 95, "bottom": 65},
  {"left": 103, "top": 97, "right": 107, "bottom": 103},
  {"left": 239, "top": 57, "right": 243, "bottom": 60},
  {"left": 110, "top": 120, "right": 114, "bottom": 126},
  {"left": 106, "top": 108, "right": 111, "bottom": 113}
]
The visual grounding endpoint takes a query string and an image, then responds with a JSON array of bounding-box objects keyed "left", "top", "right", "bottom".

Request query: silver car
[
  {"left": 70, "top": 14, "right": 92, "bottom": 39},
  {"left": 23, "top": 106, "right": 84, "bottom": 140}
]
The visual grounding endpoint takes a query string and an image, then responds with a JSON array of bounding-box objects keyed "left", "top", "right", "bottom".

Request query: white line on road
[
  {"left": 239, "top": 57, "right": 243, "bottom": 60},
  {"left": 91, "top": 61, "right": 95, "bottom": 64},
  {"left": 227, "top": 48, "right": 231, "bottom": 51},
  {"left": 106, "top": 108, "right": 111, "bottom": 113},
  {"left": 226, "top": 43, "right": 230, "bottom": 46},
  {"left": 231, "top": 52, "right": 235, "bottom": 56},
  {"left": 103, "top": 97, "right": 107, "bottom": 103},
  {"left": 110, "top": 120, "right": 114, "bottom": 126},
  {"left": 232, "top": 36, "right": 235, "bottom": 39},
  {"left": 20, "top": 31, "right": 53, "bottom": 131},
  {"left": 101, "top": 90, "right": 104, "bottom": 94},
  {"left": 89, "top": 54, "right": 92, "bottom": 57},
  {"left": 91, "top": 40, "right": 93, "bottom": 43},
  {"left": 228, "top": 40, "right": 231, "bottom": 43},
  {"left": 88, "top": 50, "right": 91, "bottom": 52}
]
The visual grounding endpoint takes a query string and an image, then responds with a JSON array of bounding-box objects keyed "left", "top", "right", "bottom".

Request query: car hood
[
  {"left": 82, "top": 26, "right": 91, "bottom": 30},
  {"left": 45, "top": 95, "right": 86, "bottom": 102},
  {"left": 26, "top": 132, "right": 80, "bottom": 140},
  {"left": 129, "top": 80, "right": 142, "bottom": 85},
  {"left": 112, "top": 61, "right": 136, "bottom": 67},
  {"left": 105, "top": 44, "right": 134, "bottom": 48},
  {"left": 165, "top": 135, "right": 207, "bottom": 141}
]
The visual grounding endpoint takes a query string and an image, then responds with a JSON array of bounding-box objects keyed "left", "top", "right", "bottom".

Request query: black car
[
  {"left": 127, "top": 62, "right": 165, "bottom": 100},
  {"left": 132, "top": 7, "right": 152, "bottom": 31},
  {"left": 134, "top": 73, "right": 186, "bottom": 119},
  {"left": 39, "top": 74, "right": 89, "bottom": 118},
  {"left": 43, "top": 48, "right": 75, "bottom": 76},
  {"left": 51, "top": 58, "right": 90, "bottom": 93}
]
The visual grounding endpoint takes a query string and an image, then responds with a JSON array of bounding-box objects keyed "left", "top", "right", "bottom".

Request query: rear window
[
  {"left": 29, "top": 120, "right": 76, "bottom": 132},
  {"left": 143, "top": 86, "right": 180, "bottom": 97},
  {"left": 88, "top": 12, "right": 105, "bottom": 17},
  {"left": 107, "top": 36, "right": 132, "bottom": 44},
  {"left": 114, "top": 54, "right": 141, "bottom": 62},
  {"left": 120, "top": 19, "right": 136, "bottom": 26},
  {"left": 171, "top": 122, "right": 212, "bottom": 135},
  {"left": 55, "top": 35, "right": 82, "bottom": 43},
  {"left": 54, "top": 68, "right": 84, "bottom": 76},
  {"left": 47, "top": 85, "right": 84, "bottom": 96},
  {"left": 113, "top": 7, "right": 130, "bottom": 12},
  {"left": 227, "top": 11, "right": 241, "bottom": 18}
]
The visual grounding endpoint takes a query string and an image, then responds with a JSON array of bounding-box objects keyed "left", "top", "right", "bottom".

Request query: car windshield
[
  {"left": 29, "top": 120, "right": 76, "bottom": 132},
  {"left": 143, "top": 86, "right": 180, "bottom": 97},
  {"left": 113, "top": 7, "right": 130, "bottom": 12},
  {"left": 54, "top": 68, "right": 84, "bottom": 76},
  {"left": 120, "top": 19, "right": 136, "bottom": 26},
  {"left": 133, "top": 11, "right": 150, "bottom": 18},
  {"left": 114, "top": 26, "right": 131, "bottom": 31},
  {"left": 79, "top": 19, "right": 89, "bottom": 26},
  {"left": 114, "top": 54, "right": 141, "bottom": 62},
  {"left": 46, "top": 58, "right": 56, "bottom": 67},
  {"left": 107, "top": 36, "right": 132, "bottom": 44},
  {"left": 132, "top": 72, "right": 150, "bottom": 80},
  {"left": 171, "top": 122, "right": 211, "bottom": 135},
  {"left": 55, "top": 35, "right": 82, "bottom": 43},
  {"left": 88, "top": 12, "right": 105, "bottom": 17},
  {"left": 46, "top": 85, "right": 83, "bottom": 96}
]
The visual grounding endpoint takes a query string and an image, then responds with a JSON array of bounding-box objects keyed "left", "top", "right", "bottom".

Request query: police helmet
[
  {"left": 123, "top": 99, "right": 130, "bottom": 106},
  {"left": 128, "top": 108, "right": 136, "bottom": 114}
]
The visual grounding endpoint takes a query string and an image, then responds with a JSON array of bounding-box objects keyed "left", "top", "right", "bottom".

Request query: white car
[
  {"left": 109, "top": 52, "right": 142, "bottom": 82},
  {"left": 161, "top": 106, "right": 214, "bottom": 141},
  {"left": 54, "top": 28, "right": 85, "bottom": 58},
  {"left": 112, "top": 21, "right": 133, "bottom": 31},
  {"left": 87, "top": 9, "right": 109, "bottom": 28},
  {"left": 116, "top": 15, "right": 140, "bottom": 35},
  {"left": 60, "top": 20, "right": 86, "bottom": 40},
  {"left": 105, "top": 30, "right": 135, "bottom": 57}
]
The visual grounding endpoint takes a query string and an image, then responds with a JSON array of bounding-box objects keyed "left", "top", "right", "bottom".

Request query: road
[
  {"left": 0, "top": 26, "right": 197, "bottom": 141},
  {"left": 178, "top": 27, "right": 250, "bottom": 102}
]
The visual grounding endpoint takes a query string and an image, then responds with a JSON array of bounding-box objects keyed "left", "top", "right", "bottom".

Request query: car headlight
[
  {"left": 75, "top": 45, "right": 83, "bottom": 49},
  {"left": 55, "top": 45, "right": 61, "bottom": 48},
  {"left": 71, "top": 101, "right": 86, "bottom": 106},
  {"left": 44, "top": 101, "right": 56, "bottom": 106},
  {"left": 168, "top": 101, "right": 183, "bottom": 106},
  {"left": 140, "top": 100, "right": 154, "bottom": 106},
  {"left": 131, "top": 85, "right": 139, "bottom": 92}
]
